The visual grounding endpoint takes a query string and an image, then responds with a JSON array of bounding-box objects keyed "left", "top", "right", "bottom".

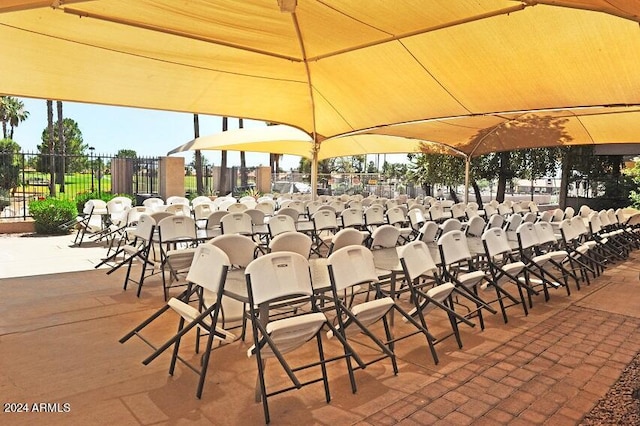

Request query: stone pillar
[
  {"left": 159, "top": 156, "right": 185, "bottom": 200},
  {"left": 255, "top": 166, "right": 271, "bottom": 194},
  {"left": 111, "top": 158, "right": 134, "bottom": 195}
]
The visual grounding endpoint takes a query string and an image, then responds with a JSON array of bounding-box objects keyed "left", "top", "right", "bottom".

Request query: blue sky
[{"left": 11, "top": 97, "right": 408, "bottom": 170}]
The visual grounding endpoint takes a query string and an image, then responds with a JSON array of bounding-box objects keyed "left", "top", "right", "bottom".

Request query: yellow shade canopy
[{"left": 2, "top": 0, "right": 640, "bottom": 160}]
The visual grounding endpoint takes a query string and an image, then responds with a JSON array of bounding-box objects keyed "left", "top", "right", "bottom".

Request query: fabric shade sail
[{"left": 3, "top": 0, "right": 640, "bottom": 193}]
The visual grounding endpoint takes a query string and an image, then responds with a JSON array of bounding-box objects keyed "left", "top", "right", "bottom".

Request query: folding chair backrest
[
  {"left": 245, "top": 208, "right": 266, "bottom": 226},
  {"left": 288, "top": 200, "right": 306, "bottom": 215},
  {"left": 331, "top": 227, "right": 365, "bottom": 252},
  {"left": 528, "top": 201, "right": 539, "bottom": 213},
  {"left": 589, "top": 212, "right": 603, "bottom": 233},
  {"left": 206, "top": 210, "right": 228, "bottom": 229},
  {"left": 347, "top": 200, "right": 363, "bottom": 210},
  {"left": 564, "top": 206, "right": 575, "bottom": 219},
  {"left": 571, "top": 216, "right": 590, "bottom": 239},
  {"left": 255, "top": 200, "right": 276, "bottom": 216},
  {"left": 364, "top": 205, "right": 385, "bottom": 227},
  {"left": 268, "top": 214, "right": 297, "bottom": 237},
  {"left": 399, "top": 240, "right": 438, "bottom": 280},
  {"left": 269, "top": 231, "right": 312, "bottom": 258},
  {"left": 185, "top": 244, "right": 231, "bottom": 292},
  {"left": 127, "top": 206, "right": 148, "bottom": 226},
  {"left": 85, "top": 199, "right": 108, "bottom": 215},
  {"left": 419, "top": 221, "right": 439, "bottom": 243},
  {"left": 370, "top": 224, "right": 400, "bottom": 248},
  {"left": 150, "top": 211, "right": 174, "bottom": 223},
  {"left": 217, "top": 199, "right": 237, "bottom": 212},
  {"left": 559, "top": 218, "right": 577, "bottom": 243},
  {"left": 317, "top": 204, "right": 337, "bottom": 215},
  {"left": 598, "top": 210, "right": 611, "bottom": 227},
  {"left": 166, "top": 196, "right": 189, "bottom": 206},
  {"left": 512, "top": 203, "right": 524, "bottom": 214},
  {"left": 483, "top": 204, "right": 498, "bottom": 217},
  {"left": 194, "top": 203, "right": 214, "bottom": 221},
  {"left": 482, "top": 227, "right": 511, "bottom": 257},
  {"left": 227, "top": 203, "right": 248, "bottom": 213},
  {"left": 486, "top": 213, "right": 504, "bottom": 230},
  {"left": 245, "top": 252, "right": 313, "bottom": 305},
  {"left": 408, "top": 208, "right": 425, "bottom": 230},
  {"left": 534, "top": 221, "right": 557, "bottom": 245},
  {"left": 441, "top": 218, "right": 463, "bottom": 234},
  {"left": 165, "top": 204, "right": 190, "bottom": 216},
  {"left": 341, "top": 208, "right": 364, "bottom": 228},
  {"left": 277, "top": 207, "right": 300, "bottom": 222},
  {"left": 429, "top": 204, "right": 444, "bottom": 222},
  {"left": 438, "top": 230, "right": 473, "bottom": 265},
  {"left": 579, "top": 204, "right": 591, "bottom": 218},
  {"left": 327, "top": 245, "right": 378, "bottom": 292},
  {"left": 131, "top": 214, "right": 156, "bottom": 240},
  {"left": 408, "top": 203, "right": 427, "bottom": 215},
  {"left": 313, "top": 209, "right": 339, "bottom": 231},
  {"left": 306, "top": 200, "right": 322, "bottom": 217},
  {"left": 220, "top": 212, "right": 253, "bottom": 235},
  {"left": 329, "top": 200, "right": 345, "bottom": 214},
  {"left": 142, "top": 197, "right": 164, "bottom": 209},
  {"left": 522, "top": 212, "right": 537, "bottom": 223},
  {"left": 209, "top": 234, "right": 257, "bottom": 267},
  {"left": 497, "top": 203, "right": 512, "bottom": 216},
  {"left": 504, "top": 213, "right": 522, "bottom": 232},
  {"left": 552, "top": 208, "right": 564, "bottom": 222},
  {"left": 386, "top": 206, "right": 407, "bottom": 227},
  {"left": 157, "top": 215, "right": 197, "bottom": 242},
  {"left": 451, "top": 203, "right": 466, "bottom": 220},
  {"left": 465, "top": 215, "right": 486, "bottom": 237},
  {"left": 191, "top": 195, "right": 212, "bottom": 207},
  {"left": 538, "top": 210, "right": 553, "bottom": 222},
  {"left": 516, "top": 222, "right": 539, "bottom": 250},
  {"left": 608, "top": 209, "right": 620, "bottom": 226}
]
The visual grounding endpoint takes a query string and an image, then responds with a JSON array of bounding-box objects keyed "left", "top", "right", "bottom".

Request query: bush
[
  {"left": 29, "top": 198, "right": 77, "bottom": 235},
  {"left": 0, "top": 188, "right": 10, "bottom": 210}
]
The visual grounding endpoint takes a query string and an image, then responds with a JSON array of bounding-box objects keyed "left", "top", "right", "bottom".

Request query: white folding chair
[
  {"left": 327, "top": 227, "right": 365, "bottom": 256},
  {"left": 220, "top": 212, "right": 253, "bottom": 236},
  {"left": 268, "top": 231, "right": 313, "bottom": 258},
  {"left": 156, "top": 215, "right": 199, "bottom": 300},
  {"left": 120, "top": 244, "right": 234, "bottom": 399},
  {"left": 245, "top": 252, "right": 334, "bottom": 424}
]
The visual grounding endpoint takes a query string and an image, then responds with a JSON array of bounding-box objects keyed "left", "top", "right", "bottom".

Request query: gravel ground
[{"left": 581, "top": 351, "right": 640, "bottom": 425}]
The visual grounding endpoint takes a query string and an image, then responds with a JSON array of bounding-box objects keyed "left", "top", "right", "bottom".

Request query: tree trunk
[
  {"left": 496, "top": 151, "right": 510, "bottom": 202},
  {"left": 558, "top": 150, "right": 571, "bottom": 209},
  {"left": 239, "top": 118, "right": 248, "bottom": 187},
  {"left": 471, "top": 180, "right": 483, "bottom": 206},
  {"left": 218, "top": 117, "right": 228, "bottom": 195},
  {"left": 57, "top": 101, "right": 65, "bottom": 192},
  {"left": 448, "top": 186, "right": 459, "bottom": 203},
  {"left": 47, "top": 100, "right": 56, "bottom": 197},
  {"left": 193, "top": 114, "right": 203, "bottom": 195}
]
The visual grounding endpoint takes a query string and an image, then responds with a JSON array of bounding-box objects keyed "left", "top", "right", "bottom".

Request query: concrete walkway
[{"left": 0, "top": 233, "right": 639, "bottom": 425}]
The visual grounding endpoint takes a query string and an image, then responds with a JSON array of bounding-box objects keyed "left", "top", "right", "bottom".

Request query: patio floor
[{"left": 1, "top": 233, "right": 639, "bottom": 425}]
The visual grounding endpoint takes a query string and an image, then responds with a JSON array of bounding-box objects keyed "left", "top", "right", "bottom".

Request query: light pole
[{"left": 89, "top": 146, "right": 95, "bottom": 192}]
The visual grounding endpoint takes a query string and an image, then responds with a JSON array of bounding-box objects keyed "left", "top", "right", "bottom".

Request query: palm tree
[
  {"left": 57, "top": 101, "right": 65, "bottom": 192},
  {"left": 46, "top": 100, "right": 56, "bottom": 197},
  {"left": 193, "top": 114, "right": 204, "bottom": 195},
  {"left": 239, "top": 118, "right": 248, "bottom": 187},
  {"left": 0, "top": 96, "right": 30, "bottom": 139}
]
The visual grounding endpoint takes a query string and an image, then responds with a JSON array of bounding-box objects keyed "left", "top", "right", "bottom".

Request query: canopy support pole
[
  {"left": 311, "top": 140, "right": 319, "bottom": 200},
  {"left": 464, "top": 154, "right": 471, "bottom": 204}
]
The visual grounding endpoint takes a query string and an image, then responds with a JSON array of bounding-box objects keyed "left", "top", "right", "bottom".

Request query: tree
[
  {"left": 193, "top": 114, "right": 203, "bottom": 195},
  {"left": 0, "top": 96, "right": 29, "bottom": 139},
  {"left": 0, "top": 138, "right": 21, "bottom": 192},
  {"left": 57, "top": 101, "right": 65, "bottom": 192},
  {"left": 46, "top": 100, "right": 55, "bottom": 197},
  {"left": 38, "top": 117, "right": 87, "bottom": 174},
  {"left": 116, "top": 149, "right": 137, "bottom": 158},
  {"left": 239, "top": 118, "right": 248, "bottom": 187}
]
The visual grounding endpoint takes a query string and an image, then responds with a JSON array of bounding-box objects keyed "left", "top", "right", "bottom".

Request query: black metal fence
[{"left": 0, "top": 151, "right": 159, "bottom": 219}]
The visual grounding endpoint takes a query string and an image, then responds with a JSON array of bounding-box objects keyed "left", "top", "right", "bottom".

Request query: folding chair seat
[
  {"left": 515, "top": 222, "right": 572, "bottom": 303},
  {"left": 399, "top": 241, "right": 476, "bottom": 358},
  {"left": 325, "top": 246, "right": 434, "bottom": 383},
  {"left": 269, "top": 231, "right": 313, "bottom": 258},
  {"left": 363, "top": 205, "right": 386, "bottom": 245},
  {"left": 386, "top": 206, "right": 412, "bottom": 243},
  {"left": 245, "top": 252, "right": 335, "bottom": 424},
  {"left": 437, "top": 230, "right": 497, "bottom": 330},
  {"left": 120, "top": 244, "right": 234, "bottom": 399},
  {"left": 481, "top": 228, "right": 537, "bottom": 322},
  {"left": 558, "top": 219, "right": 599, "bottom": 285},
  {"left": 156, "top": 215, "right": 199, "bottom": 300}
]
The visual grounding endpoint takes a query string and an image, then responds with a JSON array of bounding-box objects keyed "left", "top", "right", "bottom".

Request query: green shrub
[
  {"left": 0, "top": 188, "right": 10, "bottom": 210},
  {"left": 29, "top": 198, "right": 77, "bottom": 235}
]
